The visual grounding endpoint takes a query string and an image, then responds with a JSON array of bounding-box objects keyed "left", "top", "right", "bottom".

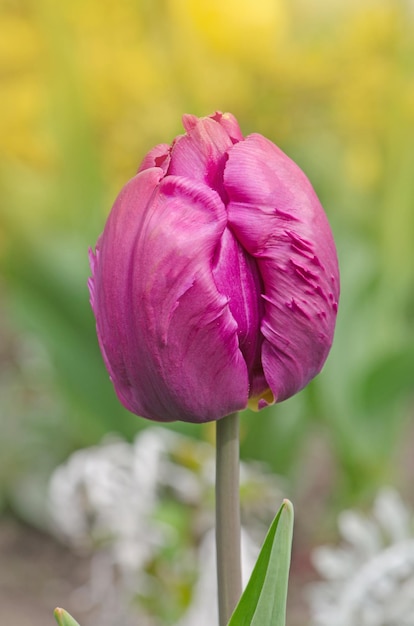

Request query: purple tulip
[{"left": 89, "top": 112, "right": 339, "bottom": 423}]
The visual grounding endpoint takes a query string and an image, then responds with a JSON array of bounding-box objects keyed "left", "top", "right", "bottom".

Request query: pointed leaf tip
[
  {"left": 281, "top": 498, "right": 294, "bottom": 515},
  {"left": 54, "top": 607, "right": 81, "bottom": 626},
  {"left": 228, "top": 499, "right": 294, "bottom": 626}
]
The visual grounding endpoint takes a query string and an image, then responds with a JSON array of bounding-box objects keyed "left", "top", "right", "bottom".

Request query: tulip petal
[
  {"left": 92, "top": 169, "right": 249, "bottom": 422},
  {"left": 90, "top": 168, "right": 164, "bottom": 412},
  {"left": 224, "top": 133, "right": 339, "bottom": 404},
  {"left": 212, "top": 228, "right": 267, "bottom": 398},
  {"left": 210, "top": 111, "right": 244, "bottom": 143},
  {"left": 169, "top": 116, "right": 234, "bottom": 202},
  {"left": 137, "top": 143, "right": 171, "bottom": 174}
]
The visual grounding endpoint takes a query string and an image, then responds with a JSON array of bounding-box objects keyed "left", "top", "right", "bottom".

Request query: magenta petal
[
  {"left": 137, "top": 143, "right": 171, "bottom": 174},
  {"left": 210, "top": 111, "right": 244, "bottom": 143},
  {"left": 182, "top": 111, "right": 243, "bottom": 143},
  {"left": 93, "top": 171, "right": 249, "bottom": 422},
  {"left": 91, "top": 167, "right": 164, "bottom": 411},
  {"left": 224, "top": 133, "right": 339, "bottom": 404},
  {"left": 168, "top": 116, "right": 234, "bottom": 200},
  {"left": 212, "top": 228, "right": 266, "bottom": 397}
]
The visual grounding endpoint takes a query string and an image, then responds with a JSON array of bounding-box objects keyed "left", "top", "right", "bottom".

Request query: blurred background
[{"left": 1, "top": 0, "right": 414, "bottom": 624}]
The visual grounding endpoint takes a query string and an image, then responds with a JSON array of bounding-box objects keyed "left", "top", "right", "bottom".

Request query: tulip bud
[{"left": 89, "top": 112, "right": 339, "bottom": 423}]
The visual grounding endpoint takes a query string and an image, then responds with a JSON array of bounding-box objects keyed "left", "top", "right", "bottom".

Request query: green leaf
[
  {"left": 228, "top": 499, "right": 294, "bottom": 626},
  {"left": 54, "top": 608, "right": 81, "bottom": 626}
]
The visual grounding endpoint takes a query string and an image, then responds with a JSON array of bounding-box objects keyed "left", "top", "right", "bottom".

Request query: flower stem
[{"left": 216, "top": 411, "right": 242, "bottom": 626}]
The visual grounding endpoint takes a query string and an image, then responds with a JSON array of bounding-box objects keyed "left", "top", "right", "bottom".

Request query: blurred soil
[{"left": 0, "top": 518, "right": 89, "bottom": 626}]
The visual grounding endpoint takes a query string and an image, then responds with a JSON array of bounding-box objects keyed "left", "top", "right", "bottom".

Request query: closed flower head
[{"left": 89, "top": 112, "right": 339, "bottom": 423}]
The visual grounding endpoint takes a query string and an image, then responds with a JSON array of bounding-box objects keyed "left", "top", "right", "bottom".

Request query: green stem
[{"left": 216, "top": 412, "right": 242, "bottom": 626}]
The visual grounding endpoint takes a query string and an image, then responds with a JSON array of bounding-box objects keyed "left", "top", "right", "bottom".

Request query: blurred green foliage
[{"left": 0, "top": 0, "right": 413, "bottom": 522}]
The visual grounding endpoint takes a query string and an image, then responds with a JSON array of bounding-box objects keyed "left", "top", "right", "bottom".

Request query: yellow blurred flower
[
  {"left": 0, "top": 0, "right": 413, "bottom": 233},
  {"left": 0, "top": 10, "right": 48, "bottom": 166},
  {"left": 170, "top": 0, "right": 288, "bottom": 68}
]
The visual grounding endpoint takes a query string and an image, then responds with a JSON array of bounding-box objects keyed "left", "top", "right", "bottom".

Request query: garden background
[{"left": 1, "top": 1, "right": 414, "bottom": 625}]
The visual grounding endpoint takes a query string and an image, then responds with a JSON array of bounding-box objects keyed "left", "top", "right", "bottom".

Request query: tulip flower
[{"left": 89, "top": 112, "right": 339, "bottom": 424}]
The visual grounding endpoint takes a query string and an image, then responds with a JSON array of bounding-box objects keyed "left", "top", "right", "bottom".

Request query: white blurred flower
[
  {"left": 48, "top": 427, "right": 283, "bottom": 626},
  {"left": 308, "top": 488, "right": 414, "bottom": 626},
  {"left": 176, "top": 528, "right": 258, "bottom": 626},
  {"left": 49, "top": 431, "right": 167, "bottom": 569}
]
